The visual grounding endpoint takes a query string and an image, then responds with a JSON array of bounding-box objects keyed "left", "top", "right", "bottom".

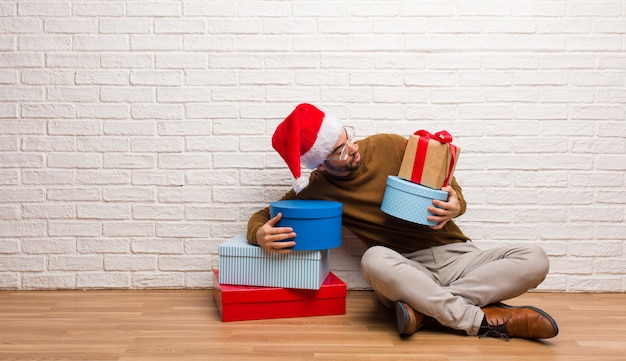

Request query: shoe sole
[
  {"left": 496, "top": 303, "right": 559, "bottom": 337},
  {"left": 395, "top": 301, "right": 427, "bottom": 337},
  {"left": 395, "top": 301, "right": 413, "bottom": 335}
]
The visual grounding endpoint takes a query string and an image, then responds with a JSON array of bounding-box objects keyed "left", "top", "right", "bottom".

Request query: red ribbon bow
[{"left": 410, "top": 130, "right": 458, "bottom": 188}]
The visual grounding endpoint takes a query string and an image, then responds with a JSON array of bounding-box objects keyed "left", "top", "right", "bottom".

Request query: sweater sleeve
[
  {"left": 449, "top": 176, "right": 467, "bottom": 217},
  {"left": 246, "top": 189, "right": 299, "bottom": 245},
  {"left": 246, "top": 206, "right": 270, "bottom": 245}
]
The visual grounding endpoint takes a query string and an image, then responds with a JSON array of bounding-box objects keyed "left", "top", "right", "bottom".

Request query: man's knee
[
  {"left": 521, "top": 244, "right": 550, "bottom": 286},
  {"left": 361, "top": 246, "right": 386, "bottom": 273}
]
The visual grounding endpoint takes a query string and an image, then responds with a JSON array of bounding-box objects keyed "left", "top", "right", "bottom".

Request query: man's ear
[{"left": 317, "top": 162, "right": 327, "bottom": 171}]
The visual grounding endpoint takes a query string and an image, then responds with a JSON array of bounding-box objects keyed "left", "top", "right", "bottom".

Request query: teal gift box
[
  {"left": 218, "top": 233, "right": 330, "bottom": 290},
  {"left": 270, "top": 200, "right": 342, "bottom": 250},
  {"left": 381, "top": 175, "right": 448, "bottom": 226}
]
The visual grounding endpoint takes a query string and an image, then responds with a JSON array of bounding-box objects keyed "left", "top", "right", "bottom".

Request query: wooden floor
[{"left": 0, "top": 290, "right": 625, "bottom": 361}]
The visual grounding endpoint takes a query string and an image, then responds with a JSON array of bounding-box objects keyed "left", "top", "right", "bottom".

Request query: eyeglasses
[{"left": 325, "top": 126, "right": 356, "bottom": 161}]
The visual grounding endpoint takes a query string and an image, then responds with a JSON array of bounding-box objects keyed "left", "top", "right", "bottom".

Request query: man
[{"left": 247, "top": 103, "right": 558, "bottom": 341}]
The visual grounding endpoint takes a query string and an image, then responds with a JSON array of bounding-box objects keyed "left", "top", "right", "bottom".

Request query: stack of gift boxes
[
  {"left": 381, "top": 130, "right": 460, "bottom": 226},
  {"left": 213, "top": 200, "right": 347, "bottom": 322}
]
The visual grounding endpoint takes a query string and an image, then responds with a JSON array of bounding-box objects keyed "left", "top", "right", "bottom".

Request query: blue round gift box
[
  {"left": 381, "top": 176, "right": 448, "bottom": 226},
  {"left": 269, "top": 200, "right": 343, "bottom": 250}
]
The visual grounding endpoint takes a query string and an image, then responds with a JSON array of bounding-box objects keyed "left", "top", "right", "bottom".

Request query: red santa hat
[{"left": 272, "top": 103, "right": 343, "bottom": 193}]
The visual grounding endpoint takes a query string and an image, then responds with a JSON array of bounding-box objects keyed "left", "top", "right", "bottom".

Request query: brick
[
  {"left": 131, "top": 239, "right": 184, "bottom": 254},
  {"left": 132, "top": 104, "right": 184, "bottom": 120},
  {"left": 74, "top": 35, "right": 129, "bottom": 51},
  {"left": 48, "top": 222, "right": 102, "bottom": 237},
  {"left": 77, "top": 104, "right": 130, "bottom": 119},
  {"left": 155, "top": 19, "right": 207, "bottom": 34},
  {"left": 158, "top": 154, "right": 212, "bottom": 169},
  {"left": 78, "top": 239, "right": 130, "bottom": 254},
  {"left": 155, "top": 223, "right": 211, "bottom": 238},
  {"left": 101, "top": 53, "right": 154, "bottom": 69},
  {"left": 75, "top": 70, "right": 129, "bottom": 85},
  {"left": 77, "top": 203, "right": 131, "bottom": 220},
  {"left": 21, "top": 103, "right": 75, "bottom": 118},
  {"left": 102, "top": 187, "right": 155, "bottom": 202},
  {"left": 158, "top": 256, "right": 211, "bottom": 271},
  {"left": 76, "top": 170, "right": 131, "bottom": 185},
  {"left": 48, "top": 120, "right": 101, "bottom": 136},
  {"left": 45, "top": 19, "right": 98, "bottom": 33},
  {"left": 0, "top": 273, "right": 20, "bottom": 289},
  {"left": 0, "top": 153, "right": 43, "bottom": 167},
  {"left": 127, "top": 2, "right": 181, "bottom": 17},
  {"left": 130, "top": 35, "right": 181, "bottom": 51},
  {"left": 0, "top": 239, "right": 19, "bottom": 253},
  {"left": 156, "top": 52, "right": 208, "bottom": 69},
  {"left": 133, "top": 204, "right": 183, "bottom": 220},
  {"left": 22, "top": 239, "right": 75, "bottom": 254},
  {"left": 131, "top": 171, "right": 183, "bottom": 186},
  {"left": 18, "top": 2, "right": 70, "bottom": 16},
  {"left": 77, "top": 273, "right": 130, "bottom": 289},
  {"left": 22, "top": 274, "right": 75, "bottom": 290},
  {"left": 157, "top": 187, "right": 212, "bottom": 203},
  {"left": 22, "top": 204, "right": 76, "bottom": 219},
  {"left": 0, "top": 189, "right": 45, "bottom": 203},
  {"left": 185, "top": 170, "right": 238, "bottom": 185},
  {"left": 158, "top": 121, "right": 212, "bottom": 136},
  {"left": 103, "top": 154, "right": 154, "bottom": 169},
  {"left": 103, "top": 222, "right": 155, "bottom": 237},
  {"left": 105, "top": 255, "right": 156, "bottom": 271},
  {"left": 99, "top": 19, "right": 151, "bottom": 34},
  {"left": 104, "top": 121, "right": 156, "bottom": 136},
  {"left": 0, "top": 256, "right": 45, "bottom": 271},
  {"left": 18, "top": 35, "right": 71, "bottom": 51},
  {"left": 567, "top": 276, "right": 621, "bottom": 292},
  {"left": 47, "top": 153, "right": 102, "bottom": 168},
  {"left": 184, "top": 205, "right": 239, "bottom": 221},
  {"left": 132, "top": 272, "right": 184, "bottom": 288}
]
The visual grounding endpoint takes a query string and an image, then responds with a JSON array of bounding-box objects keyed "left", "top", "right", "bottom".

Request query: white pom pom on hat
[{"left": 272, "top": 103, "right": 343, "bottom": 193}]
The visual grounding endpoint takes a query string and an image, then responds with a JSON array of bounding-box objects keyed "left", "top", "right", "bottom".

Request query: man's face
[{"left": 321, "top": 128, "right": 362, "bottom": 173}]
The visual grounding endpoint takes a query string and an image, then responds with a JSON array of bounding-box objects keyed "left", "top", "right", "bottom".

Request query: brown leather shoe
[
  {"left": 481, "top": 303, "right": 559, "bottom": 340},
  {"left": 395, "top": 301, "right": 426, "bottom": 337}
]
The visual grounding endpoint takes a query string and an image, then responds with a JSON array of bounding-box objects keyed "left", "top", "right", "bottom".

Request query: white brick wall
[{"left": 0, "top": 0, "right": 624, "bottom": 291}]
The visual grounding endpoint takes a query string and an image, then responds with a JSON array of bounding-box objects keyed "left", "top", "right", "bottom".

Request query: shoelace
[{"left": 478, "top": 323, "right": 511, "bottom": 342}]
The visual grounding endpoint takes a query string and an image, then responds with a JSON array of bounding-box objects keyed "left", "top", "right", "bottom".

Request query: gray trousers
[{"left": 360, "top": 242, "right": 550, "bottom": 336}]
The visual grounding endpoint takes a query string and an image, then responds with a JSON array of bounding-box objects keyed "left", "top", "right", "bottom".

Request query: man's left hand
[{"left": 427, "top": 185, "right": 461, "bottom": 230}]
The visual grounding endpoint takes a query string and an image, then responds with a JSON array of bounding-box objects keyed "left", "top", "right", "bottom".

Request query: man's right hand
[{"left": 255, "top": 212, "right": 296, "bottom": 254}]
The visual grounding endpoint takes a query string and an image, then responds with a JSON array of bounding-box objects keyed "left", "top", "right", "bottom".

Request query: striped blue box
[{"left": 218, "top": 233, "right": 330, "bottom": 290}]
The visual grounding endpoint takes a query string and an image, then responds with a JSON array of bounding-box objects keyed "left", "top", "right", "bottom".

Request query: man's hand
[
  {"left": 428, "top": 185, "right": 461, "bottom": 230},
  {"left": 256, "top": 212, "right": 296, "bottom": 254}
]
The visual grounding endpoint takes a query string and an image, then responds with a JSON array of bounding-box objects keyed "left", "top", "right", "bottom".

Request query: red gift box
[
  {"left": 398, "top": 130, "right": 460, "bottom": 189},
  {"left": 213, "top": 270, "right": 347, "bottom": 322}
]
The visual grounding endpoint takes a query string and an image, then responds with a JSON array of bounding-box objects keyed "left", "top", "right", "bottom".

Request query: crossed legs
[{"left": 360, "top": 242, "right": 550, "bottom": 336}]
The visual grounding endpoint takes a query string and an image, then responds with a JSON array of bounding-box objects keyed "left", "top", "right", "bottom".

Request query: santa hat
[{"left": 272, "top": 103, "right": 343, "bottom": 193}]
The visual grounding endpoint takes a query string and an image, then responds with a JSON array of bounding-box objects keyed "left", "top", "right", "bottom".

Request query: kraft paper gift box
[
  {"left": 213, "top": 270, "right": 347, "bottom": 322},
  {"left": 381, "top": 175, "right": 448, "bottom": 226},
  {"left": 218, "top": 233, "right": 330, "bottom": 290},
  {"left": 269, "top": 200, "right": 343, "bottom": 250},
  {"left": 398, "top": 130, "right": 460, "bottom": 190}
]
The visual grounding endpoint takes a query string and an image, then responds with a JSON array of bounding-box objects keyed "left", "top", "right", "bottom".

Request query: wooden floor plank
[{"left": 0, "top": 290, "right": 625, "bottom": 361}]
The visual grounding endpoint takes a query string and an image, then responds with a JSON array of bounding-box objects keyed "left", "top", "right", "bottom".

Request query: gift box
[
  {"left": 218, "top": 233, "right": 330, "bottom": 290},
  {"left": 381, "top": 175, "right": 448, "bottom": 226},
  {"left": 269, "top": 200, "right": 343, "bottom": 250},
  {"left": 398, "top": 130, "right": 460, "bottom": 189},
  {"left": 213, "top": 270, "right": 347, "bottom": 322}
]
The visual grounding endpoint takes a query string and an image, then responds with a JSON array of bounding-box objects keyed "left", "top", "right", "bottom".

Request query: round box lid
[
  {"left": 386, "top": 176, "right": 448, "bottom": 200},
  {"left": 270, "top": 200, "right": 342, "bottom": 219}
]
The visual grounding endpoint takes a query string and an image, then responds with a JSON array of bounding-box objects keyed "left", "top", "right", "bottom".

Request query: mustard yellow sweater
[{"left": 247, "top": 133, "right": 470, "bottom": 254}]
